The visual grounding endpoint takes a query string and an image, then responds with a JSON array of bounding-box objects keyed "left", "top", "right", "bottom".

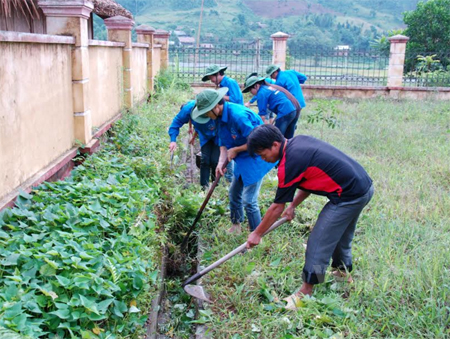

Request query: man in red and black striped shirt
[{"left": 246, "top": 124, "right": 374, "bottom": 299}]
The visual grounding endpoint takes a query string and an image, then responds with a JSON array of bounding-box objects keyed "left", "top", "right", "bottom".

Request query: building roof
[
  {"left": 174, "top": 30, "right": 187, "bottom": 36},
  {"left": 334, "top": 45, "right": 351, "bottom": 50},
  {"left": 178, "top": 36, "right": 195, "bottom": 44}
]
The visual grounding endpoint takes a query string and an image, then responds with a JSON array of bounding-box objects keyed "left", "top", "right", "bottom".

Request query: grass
[{"left": 191, "top": 98, "right": 450, "bottom": 338}]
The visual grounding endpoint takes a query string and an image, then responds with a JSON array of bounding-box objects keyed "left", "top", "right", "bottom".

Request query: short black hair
[
  {"left": 218, "top": 98, "right": 225, "bottom": 105},
  {"left": 247, "top": 124, "right": 284, "bottom": 157},
  {"left": 219, "top": 70, "right": 225, "bottom": 76}
]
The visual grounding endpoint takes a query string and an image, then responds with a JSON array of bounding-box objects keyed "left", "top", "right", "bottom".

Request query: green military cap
[
  {"left": 201, "top": 64, "right": 228, "bottom": 82},
  {"left": 191, "top": 87, "right": 228, "bottom": 124},
  {"left": 265, "top": 64, "right": 281, "bottom": 77},
  {"left": 245, "top": 72, "right": 258, "bottom": 82},
  {"left": 242, "top": 76, "right": 265, "bottom": 93}
]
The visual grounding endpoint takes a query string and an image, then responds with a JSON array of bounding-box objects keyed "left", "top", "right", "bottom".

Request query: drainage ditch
[{"left": 145, "top": 136, "right": 210, "bottom": 339}]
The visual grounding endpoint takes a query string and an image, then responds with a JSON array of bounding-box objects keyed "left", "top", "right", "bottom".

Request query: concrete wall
[
  {"left": 131, "top": 44, "right": 149, "bottom": 103},
  {"left": 191, "top": 83, "right": 450, "bottom": 101},
  {"left": 0, "top": 37, "right": 74, "bottom": 200},
  {"left": 0, "top": 28, "right": 167, "bottom": 209},
  {"left": 89, "top": 42, "right": 124, "bottom": 129},
  {"left": 153, "top": 46, "right": 161, "bottom": 78}
]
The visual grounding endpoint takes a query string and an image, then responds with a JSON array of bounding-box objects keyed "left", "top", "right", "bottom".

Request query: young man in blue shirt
[
  {"left": 202, "top": 65, "right": 244, "bottom": 105},
  {"left": 244, "top": 72, "right": 275, "bottom": 123},
  {"left": 266, "top": 64, "right": 307, "bottom": 109},
  {"left": 242, "top": 76, "right": 299, "bottom": 139},
  {"left": 191, "top": 88, "right": 275, "bottom": 234},
  {"left": 168, "top": 100, "right": 220, "bottom": 189}
]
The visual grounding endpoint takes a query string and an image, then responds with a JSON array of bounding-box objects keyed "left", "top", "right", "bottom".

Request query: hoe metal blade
[{"left": 183, "top": 284, "right": 211, "bottom": 303}]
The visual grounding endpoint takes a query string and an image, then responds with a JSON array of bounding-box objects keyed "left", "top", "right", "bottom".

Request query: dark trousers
[
  {"left": 200, "top": 140, "right": 220, "bottom": 186},
  {"left": 275, "top": 109, "right": 301, "bottom": 139},
  {"left": 302, "top": 184, "right": 374, "bottom": 284}
]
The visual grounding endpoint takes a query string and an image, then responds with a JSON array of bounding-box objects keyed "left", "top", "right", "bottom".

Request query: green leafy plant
[
  {"left": 306, "top": 99, "right": 342, "bottom": 139},
  {"left": 416, "top": 54, "right": 442, "bottom": 74}
]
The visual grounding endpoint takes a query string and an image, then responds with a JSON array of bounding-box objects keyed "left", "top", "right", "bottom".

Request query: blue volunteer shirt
[
  {"left": 168, "top": 100, "right": 218, "bottom": 147},
  {"left": 218, "top": 102, "right": 275, "bottom": 186},
  {"left": 220, "top": 76, "right": 244, "bottom": 105},
  {"left": 275, "top": 70, "right": 307, "bottom": 108},
  {"left": 256, "top": 85, "right": 296, "bottom": 119},
  {"left": 249, "top": 77, "right": 275, "bottom": 104}
]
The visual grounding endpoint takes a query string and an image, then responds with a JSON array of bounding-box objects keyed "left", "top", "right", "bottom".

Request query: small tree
[{"left": 307, "top": 99, "right": 342, "bottom": 140}]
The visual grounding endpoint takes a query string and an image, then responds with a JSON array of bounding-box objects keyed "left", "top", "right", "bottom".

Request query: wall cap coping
[
  {"left": 388, "top": 35, "right": 410, "bottom": 43},
  {"left": 0, "top": 31, "right": 75, "bottom": 44},
  {"left": 191, "top": 83, "right": 450, "bottom": 93},
  {"left": 135, "top": 24, "right": 156, "bottom": 34},
  {"left": 89, "top": 39, "right": 125, "bottom": 47},
  {"left": 104, "top": 15, "right": 135, "bottom": 30},
  {"left": 38, "top": 0, "right": 93, "bottom": 19},
  {"left": 154, "top": 29, "right": 170, "bottom": 38},
  {"left": 132, "top": 42, "right": 150, "bottom": 48},
  {"left": 271, "top": 31, "right": 290, "bottom": 40}
]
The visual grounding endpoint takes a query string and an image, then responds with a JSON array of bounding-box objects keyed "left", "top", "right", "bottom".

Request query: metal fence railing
[
  {"left": 169, "top": 44, "right": 273, "bottom": 84},
  {"left": 403, "top": 50, "right": 450, "bottom": 87},
  {"left": 169, "top": 44, "right": 450, "bottom": 88},
  {"left": 287, "top": 47, "right": 389, "bottom": 86}
]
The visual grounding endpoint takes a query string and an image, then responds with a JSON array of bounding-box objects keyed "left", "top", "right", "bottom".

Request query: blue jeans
[
  {"left": 224, "top": 160, "right": 234, "bottom": 183},
  {"left": 228, "top": 175, "right": 263, "bottom": 231},
  {"left": 302, "top": 184, "right": 374, "bottom": 284},
  {"left": 275, "top": 109, "right": 300, "bottom": 139}
]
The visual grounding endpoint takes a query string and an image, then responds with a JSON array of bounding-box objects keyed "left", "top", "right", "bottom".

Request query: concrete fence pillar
[
  {"left": 154, "top": 29, "right": 170, "bottom": 69},
  {"left": 39, "top": 0, "right": 93, "bottom": 144},
  {"left": 271, "top": 31, "right": 290, "bottom": 70},
  {"left": 136, "top": 24, "right": 156, "bottom": 93},
  {"left": 104, "top": 15, "right": 135, "bottom": 109},
  {"left": 387, "top": 35, "right": 410, "bottom": 88}
]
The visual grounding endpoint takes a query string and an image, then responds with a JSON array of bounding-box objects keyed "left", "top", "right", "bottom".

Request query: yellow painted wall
[
  {"left": 0, "top": 42, "right": 73, "bottom": 201},
  {"left": 131, "top": 47, "right": 148, "bottom": 103},
  {"left": 153, "top": 47, "right": 161, "bottom": 78},
  {"left": 89, "top": 46, "right": 123, "bottom": 130}
]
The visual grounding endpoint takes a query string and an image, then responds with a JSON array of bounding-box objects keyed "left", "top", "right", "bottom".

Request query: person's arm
[
  {"left": 168, "top": 103, "right": 192, "bottom": 151},
  {"left": 247, "top": 202, "right": 286, "bottom": 248},
  {"left": 223, "top": 95, "right": 230, "bottom": 102},
  {"left": 227, "top": 143, "right": 247, "bottom": 161},
  {"left": 282, "top": 189, "right": 311, "bottom": 220},
  {"left": 295, "top": 71, "right": 307, "bottom": 84},
  {"left": 216, "top": 146, "right": 228, "bottom": 177},
  {"left": 226, "top": 80, "right": 244, "bottom": 104}
]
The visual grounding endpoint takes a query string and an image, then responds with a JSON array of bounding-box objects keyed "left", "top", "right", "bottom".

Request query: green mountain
[{"left": 113, "top": 0, "right": 422, "bottom": 49}]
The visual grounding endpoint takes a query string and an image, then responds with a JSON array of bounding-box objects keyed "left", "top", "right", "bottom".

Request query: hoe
[{"left": 183, "top": 217, "right": 288, "bottom": 302}]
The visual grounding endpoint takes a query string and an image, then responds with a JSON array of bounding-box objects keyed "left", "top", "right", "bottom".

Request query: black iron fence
[
  {"left": 403, "top": 50, "right": 450, "bottom": 87},
  {"left": 169, "top": 44, "right": 450, "bottom": 87},
  {"left": 287, "top": 48, "right": 389, "bottom": 86},
  {"left": 169, "top": 44, "right": 273, "bottom": 84}
]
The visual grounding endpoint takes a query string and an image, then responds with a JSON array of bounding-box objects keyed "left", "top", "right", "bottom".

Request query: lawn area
[
  {"left": 1, "top": 74, "right": 449, "bottom": 338},
  {"left": 192, "top": 97, "right": 450, "bottom": 338}
]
